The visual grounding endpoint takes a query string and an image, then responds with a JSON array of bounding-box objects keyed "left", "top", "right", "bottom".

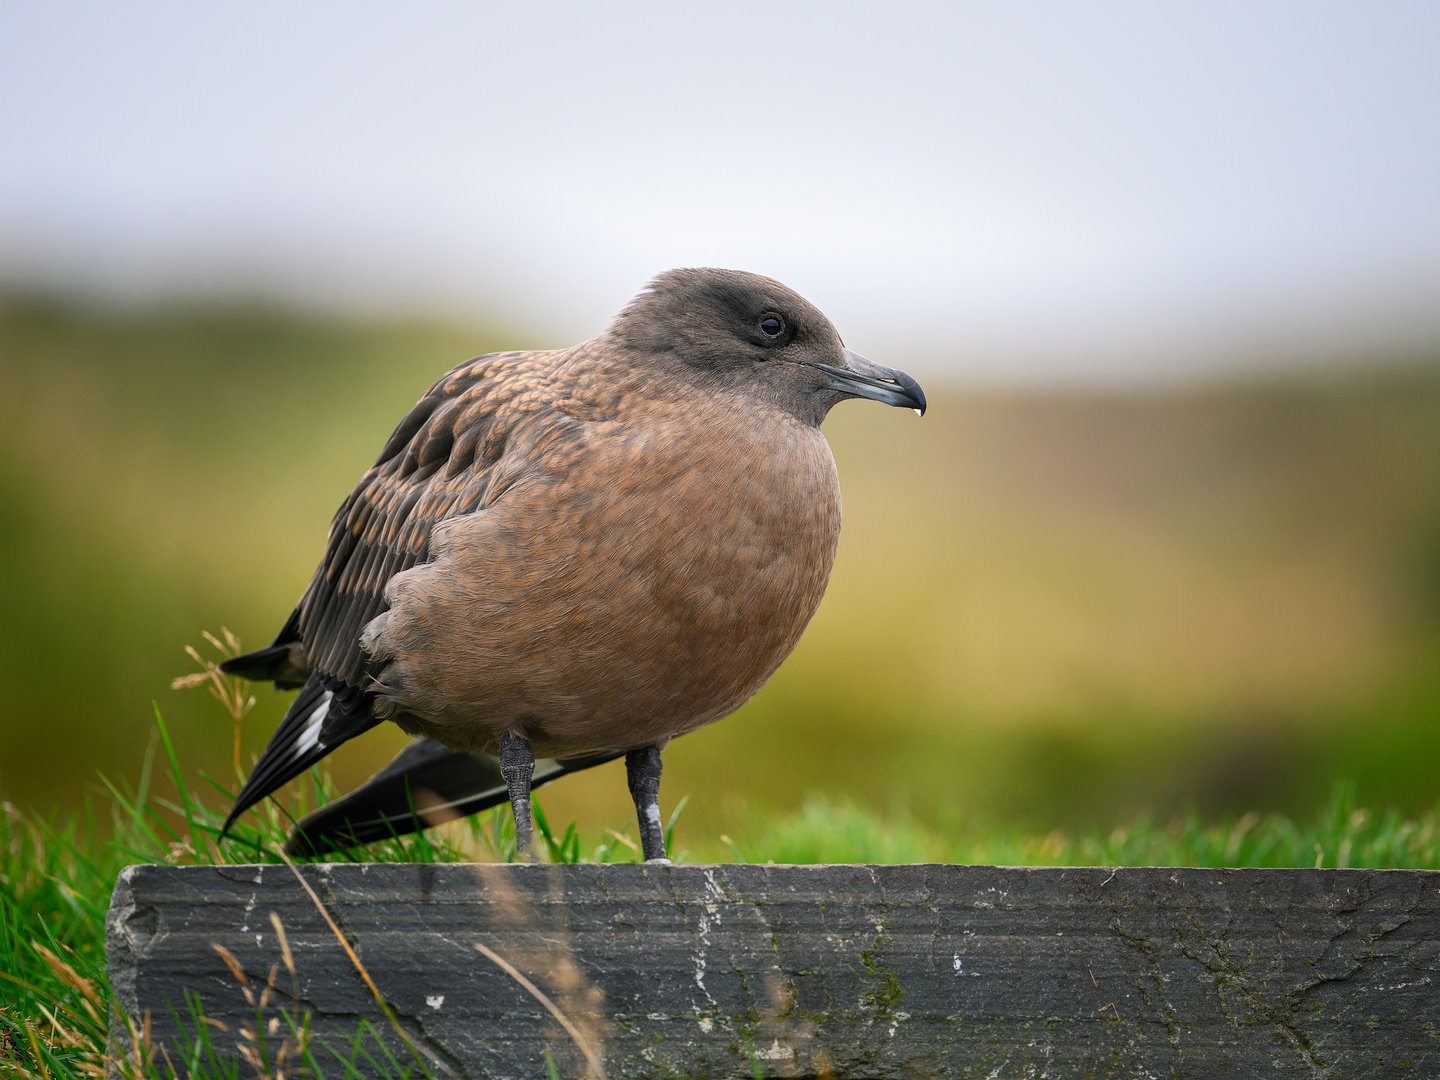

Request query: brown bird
[{"left": 221, "top": 268, "right": 925, "bottom": 860}]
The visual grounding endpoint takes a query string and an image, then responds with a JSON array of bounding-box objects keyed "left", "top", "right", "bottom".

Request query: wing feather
[{"left": 292, "top": 352, "right": 547, "bottom": 688}]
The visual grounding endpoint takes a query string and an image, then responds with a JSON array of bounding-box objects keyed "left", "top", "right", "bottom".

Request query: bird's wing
[
  {"left": 298, "top": 350, "right": 557, "bottom": 688},
  {"left": 220, "top": 350, "right": 568, "bottom": 831},
  {"left": 283, "top": 738, "right": 623, "bottom": 854}
]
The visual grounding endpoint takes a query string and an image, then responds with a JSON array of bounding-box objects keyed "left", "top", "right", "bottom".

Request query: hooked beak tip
[{"left": 827, "top": 349, "right": 927, "bottom": 415}]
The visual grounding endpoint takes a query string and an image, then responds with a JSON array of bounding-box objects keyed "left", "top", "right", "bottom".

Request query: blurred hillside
[{"left": 2, "top": 299, "right": 1439, "bottom": 839}]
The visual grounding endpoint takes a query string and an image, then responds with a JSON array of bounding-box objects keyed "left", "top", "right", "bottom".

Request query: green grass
[
  {"left": 740, "top": 785, "right": 1440, "bottom": 869},
  {"left": 7, "top": 711, "right": 1440, "bottom": 1077}
]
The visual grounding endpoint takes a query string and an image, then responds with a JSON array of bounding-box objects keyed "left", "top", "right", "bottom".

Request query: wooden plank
[{"left": 107, "top": 863, "right": 1440, "bottom": 1078}]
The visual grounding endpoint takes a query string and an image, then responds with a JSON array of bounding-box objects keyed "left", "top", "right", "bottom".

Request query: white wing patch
[{"left": 295, "top": 691, "right": 334, "bottom": 754}]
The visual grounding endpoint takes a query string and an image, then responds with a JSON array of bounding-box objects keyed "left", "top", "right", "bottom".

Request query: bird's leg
[
  {"left": 499, "top": 731, "right": 536, "bottom": 859},
  {"left": 626, "top": 744, "right": 668, "bottom": 862}
]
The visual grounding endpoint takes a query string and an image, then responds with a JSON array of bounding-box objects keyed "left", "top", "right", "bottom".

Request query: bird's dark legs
[
  {"left": 499, "top": 731, "right": 535, "bottom": 859},
  {"left": 626, "top": 744, "right": 668, "bottom": 862}
]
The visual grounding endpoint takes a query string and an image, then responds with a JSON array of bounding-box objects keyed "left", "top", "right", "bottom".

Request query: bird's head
[{"left": 607, "top": 267, "right": 926, "bottom": 426}]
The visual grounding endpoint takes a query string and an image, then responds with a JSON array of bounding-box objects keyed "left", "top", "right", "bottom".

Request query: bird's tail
[
  {"left": 221, "top": 673, "right": 382, "bottom": 836},
  {"left": 218, "top": 608, "right": 309, "bottom": 688},
  {"left": 285, "top": 738, "right": 623, "bottom": 854}
]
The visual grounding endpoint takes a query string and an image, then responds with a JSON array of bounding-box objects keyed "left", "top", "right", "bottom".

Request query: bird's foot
[
  {"left": 499, "top": 730, "right": 536, "bottom": 859},
  {"left": 626, "top": 744, "right": 668, "bottom": 862}
]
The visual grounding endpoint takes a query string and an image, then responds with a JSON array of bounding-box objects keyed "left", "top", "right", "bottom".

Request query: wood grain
[{"left": 108, "top": 863, "right": 1440, "bottom": 1078}]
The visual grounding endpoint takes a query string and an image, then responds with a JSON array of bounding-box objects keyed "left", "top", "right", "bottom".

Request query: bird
[{"left": 220, "top": 268, "right": 925, "bottom": 861}]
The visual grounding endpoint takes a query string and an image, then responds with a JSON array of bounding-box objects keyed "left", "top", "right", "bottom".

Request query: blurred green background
[{"left": 3, "top": 297, "right": 1440, "bottom": 843}]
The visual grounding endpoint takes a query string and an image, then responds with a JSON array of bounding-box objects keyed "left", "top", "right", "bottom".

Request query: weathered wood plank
[{"left": 107, "top": 863, "right": 1440, "bottom": 1078}]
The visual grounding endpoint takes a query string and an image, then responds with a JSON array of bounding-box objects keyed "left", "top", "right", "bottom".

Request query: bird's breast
[{"left": 365, "top": 403, "right": 842, "bottom": 755}]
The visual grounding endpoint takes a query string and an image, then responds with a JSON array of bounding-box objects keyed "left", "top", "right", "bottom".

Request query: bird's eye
[{"left": 758, "top": 315, "right": 784, "bottom": 338}]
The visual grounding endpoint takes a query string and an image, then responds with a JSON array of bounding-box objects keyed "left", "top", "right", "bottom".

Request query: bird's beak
[{"left": 806, "top": 349, "right": 927, "bottom": 416}]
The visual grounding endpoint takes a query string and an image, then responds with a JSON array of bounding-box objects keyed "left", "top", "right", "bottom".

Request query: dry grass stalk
[
  {"left": 0, "top": 1008, "right": 24, "bottom": 1068},
  {"left": 112, "top": 1008, "right": 155, "bottom": 1080},
  {"left": 474, "top": 943, "right": 606, "bottom": 1080},
  {"left": 269, "top": 911, "right": 299, "bottom": 1000},
  {"left": 8, "top": 942, "right": 118, "bottom": 1079},
  {"left": 208, "top": 931, "right": 311, "bottom": 1077},
  {"left": 30, "top": 944, "right": 101, "bottom": 1014},
  {"left": 474, "top": 864, "right": 609, "bottom": 1080},
  {"left": 171, "top": 627, "right": 256, "bottom": 774},
  {"left": 211, "top": 943, "right": 254, "bottom": 1007},
  {"left": 271, "top": 844, "right": 454, "bottom": 1078}
]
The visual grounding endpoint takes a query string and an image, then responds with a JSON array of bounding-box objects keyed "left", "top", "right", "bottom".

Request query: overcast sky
[{"left": 3, "top": 2, "right": 1439, "bottom": 381}]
